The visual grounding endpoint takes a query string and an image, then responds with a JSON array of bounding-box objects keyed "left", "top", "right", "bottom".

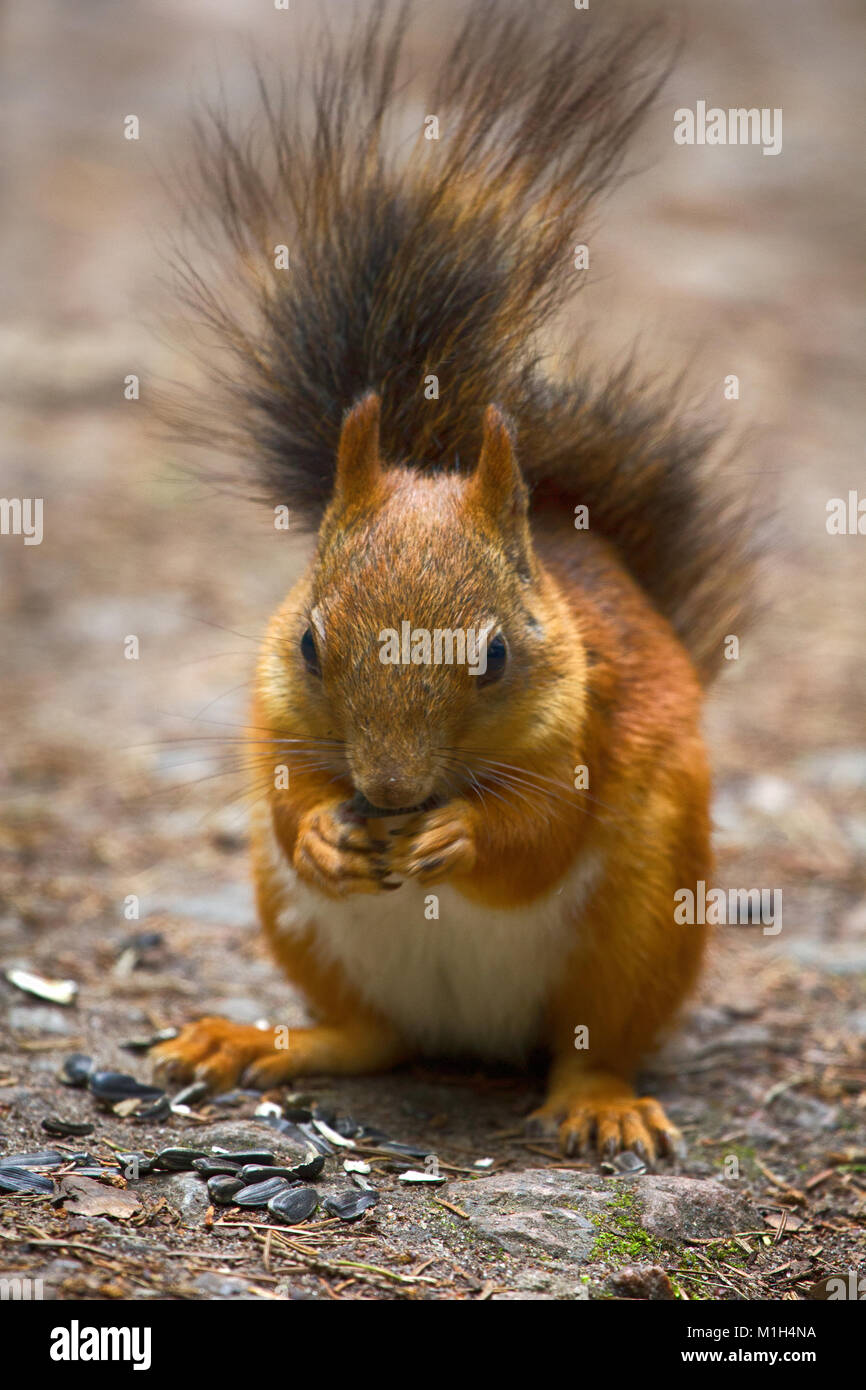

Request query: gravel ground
[{"left": 1, "top": 0, "right": 863, "bottom": 1300}]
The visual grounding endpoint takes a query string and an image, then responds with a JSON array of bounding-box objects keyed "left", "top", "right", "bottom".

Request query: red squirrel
[{"left": 153, "top": 4, "right": 755, "bottom": 1161}]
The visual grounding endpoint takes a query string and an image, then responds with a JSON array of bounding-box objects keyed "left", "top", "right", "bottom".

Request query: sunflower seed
[
  {"left": 207, "top": 1174, "right": 245, "bottom": 1205},
  {"left": 5, "top": 967, "right": 77, "bottom": 1006},
  {"left": 60, "top": 1053, "right": 94, "bottom": 1087},
  {"left": 210, "top": 1148, "right": 275, "bottom": 1165},
  {"left": 154, "top": 1147, "right": 211, "bottom": 1171},
  {"left": 89, "top": 1071, "right": 165, "bottom": 1105},
  {"left": 322, "top": 1190, "right": 379, "bottom": 1221},
  {"left": 192, "top": 1157, "right": 243, "bottom": 1177},
  {"left": 121, "top": 1028, "right": 178, "bottom": 1053},
  {"left": 294, "top": 1122, "right": 333, "bottom": 1156},
  {"left": 254, "top": 1101, "right": 283, "bottom": 1119},
  {"left": 612, "top": 1149, "right": 647, "bottom": 1176},
  {"left": 398, "top": 1169, "right": 445, "bottom": 1184},
  {"left": 267, "top": 1186, "right": 319, "bottom": 1225},
  {"left": 41, "top": 1117, "right": 94, "bottom": 1139},
  {"left": 240, "top": 1153, "right": 324, "bottom": 1183},
  {"left": 233, "top": 1176, "right": 291, "bottom": 1208},
  {"left": 0, "top": 1167, "right": 55, "bottom": 1194},
  {"left": 129, "top": 1095, "right": 171, "bottom": 1122},
  {"left": 282, "top": 1104, "right": 313, "bottom": 1123},
  {"left": 343, "top": 1159, "right": 371, "bottom": 1175},
  {"left": 0, "top": 1150, "right": 65, "bottom": 1169},
  {"left": 312, "top": 1118, "right": 356, "bottom": 1149},
  {"left": 172, "top": 1081, "right": 210, "bottom": 1108}
]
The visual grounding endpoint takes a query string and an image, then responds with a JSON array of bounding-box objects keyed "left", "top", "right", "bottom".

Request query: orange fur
[{"left": 156, "top": 405, "right": 713, "bottom": 1162}]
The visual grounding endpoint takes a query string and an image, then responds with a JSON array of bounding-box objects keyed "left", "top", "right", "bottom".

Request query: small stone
[
  {"left": 151, "top": 1172, "right": 211, "bottom": 1221},
  {"left": 607, "top": 1264, "right": 676, "bottom": 1300}
]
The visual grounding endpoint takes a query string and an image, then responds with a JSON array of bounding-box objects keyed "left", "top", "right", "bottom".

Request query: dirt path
[{"left": 1, "top": 0, "right": 863, "bottom": 1300}]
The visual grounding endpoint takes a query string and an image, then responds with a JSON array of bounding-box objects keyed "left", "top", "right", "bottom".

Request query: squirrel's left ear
[
  {"left": 469, "top": 405, "right": 534, "bottom": 573},
  {"left": 334, "top": 392, "right": 382, "bottom": 507}
]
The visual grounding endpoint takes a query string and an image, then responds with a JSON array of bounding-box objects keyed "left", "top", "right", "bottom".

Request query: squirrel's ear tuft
[
  {"left": 470, "top": 404, "right": 529, "bottom": 526},
  {"left": 334, "top": 392, "right": 382, "bottom": 506}
]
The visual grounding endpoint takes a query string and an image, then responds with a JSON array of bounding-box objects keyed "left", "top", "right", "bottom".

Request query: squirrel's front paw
[
  {"left": 388, "top": 801, "right": 477, "bottom": 884},
  {"left": 294, "top": 800, "right": 393, "bottom": 898}
]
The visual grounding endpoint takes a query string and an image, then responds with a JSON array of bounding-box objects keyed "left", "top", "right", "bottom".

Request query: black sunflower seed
[
  {"left": 295, "top": 1122, "right": 334, "bottom": 1156},
  {"left": 282, "top": 1104, "right": 313, "bottom": 1123},
  {"left": 171, "top": 1081, "right": 210, "bottom": 1108},
  {"left": 323, "top": 1189, "right": 379, "bottom": 1221},
  {"left": 240, "top": 1152, "right": 324, "bottom": 1183},
  {"left": 210, "top": 1148, "right": 275, "bottom": 1165},
  {"left": 370, "top": 1139, "right": 430, "bottom": 1159},
  {"left": 121, "top": 1029, "right": 178, "bottom": 1053},
  {"left": 129, "top": 1095, "right": 172, "bottom": 1122},
  {"left": 207, "top": 1174, "right": 245, "bottom": 1205},
  {"left": 41, "top": 1118, "right": 95, "bottom": 1138},
  {"left": 60, "top": 1053, "right": 94, "bottom": 1087},
  {"left": 192, "top": 1157, "right": 242, "bottom": 1177},
  {"left": 88, "top": 1071, "right": 165, "bottom": 1105},
  {"left": 233, "top": 1177, "right": 291, "bottom": 1208},
  {"left": 0, "top": 1150, "right": 65, "bottom": 1170},
  {"left": 0, "top": 1167, "right": 55, "bottom": 1194},
  {"left": 267, "top": 1186, "right": 319, "bottom": 1225},
  {"left": 154, "top": 1147, "right": 211, "bottom": 1171}
]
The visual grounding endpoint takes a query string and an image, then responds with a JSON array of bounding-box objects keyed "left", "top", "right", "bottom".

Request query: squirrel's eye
[
  {"left": 300, "top": 626, "right": 321, "bottom": 677},
  {"left": 479, "top": 632, "right": 508, "bottom": 686}
]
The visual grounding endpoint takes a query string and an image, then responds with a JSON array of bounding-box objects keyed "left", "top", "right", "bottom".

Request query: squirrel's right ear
[
  {"left": 470, "top": 405, "right": 529, "bottom": 524},
  {"left": 334, "top": 392, "right": 382, "bottom": 507}
]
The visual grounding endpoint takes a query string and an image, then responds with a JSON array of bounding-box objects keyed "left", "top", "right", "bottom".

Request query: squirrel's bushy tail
[{"left": 169, "top": 0, "right": 756, "bottom": 679}]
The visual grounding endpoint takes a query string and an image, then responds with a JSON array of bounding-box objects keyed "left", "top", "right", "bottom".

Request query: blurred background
[{"left": 1, "top": 0, "right": 864, "bottom": 1101}]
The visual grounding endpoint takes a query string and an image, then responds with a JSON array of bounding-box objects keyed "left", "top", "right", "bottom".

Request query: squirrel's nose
[{"left": 357, "top": 771, "right": 433, "bottom": 813}]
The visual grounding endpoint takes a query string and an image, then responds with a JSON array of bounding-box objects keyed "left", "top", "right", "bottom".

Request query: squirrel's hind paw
[
  {"left": 151, "top": 1016, "right": 279, "bottom": 1092},
  {"left": 527, "top": 1090, "right": 685, "bottom": 1165}
]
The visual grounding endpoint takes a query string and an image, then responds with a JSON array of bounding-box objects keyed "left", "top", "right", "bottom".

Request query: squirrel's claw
[
  {"left": 293, "top": 802, "right": 392, "bottom": 898},
  {"left": 526, "top": 1091, "right": 684, "bottom": 1165},
  {"left": 387, "top": 803, "right": 477, "bottom": 883}
]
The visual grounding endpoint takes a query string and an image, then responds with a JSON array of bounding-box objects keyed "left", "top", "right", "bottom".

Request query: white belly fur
[{"left": 259, "top": 810, "right": 602, "bottom": 1060}]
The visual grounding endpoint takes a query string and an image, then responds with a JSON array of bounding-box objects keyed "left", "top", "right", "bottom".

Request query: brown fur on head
[{"left": 257, "top": 395, "right": 580, "bottom": 814}]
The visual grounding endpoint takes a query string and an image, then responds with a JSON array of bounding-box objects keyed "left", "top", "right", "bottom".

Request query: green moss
[{"left": 588, "top": 1186, "right": 667, "bottom": 1263}]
